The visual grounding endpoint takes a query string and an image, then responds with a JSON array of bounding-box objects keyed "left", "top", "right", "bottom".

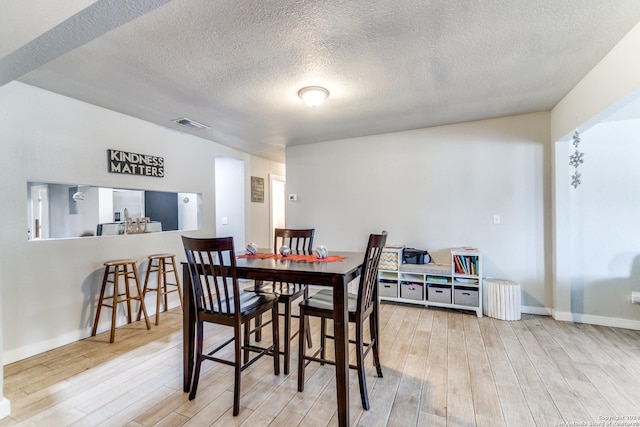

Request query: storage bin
[
  {"left": 379, "top": 247, "right": 402, "bottom": 271},
  {"left": 428, "top": 285, "right": 451, "bottom": 303},
  {"left": 378, "top": 280, "right": 398, "bottom": 297},
  {"left": 400, "top": 282, "right": 423, "bottom": 300},
  {"left": 454, "top": 287, "right": 479, "bottom": 307}
]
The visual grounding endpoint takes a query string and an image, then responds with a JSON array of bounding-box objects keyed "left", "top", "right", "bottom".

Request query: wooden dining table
[{"left": 182, "top": 250, "right": 365, "bottom": 427}]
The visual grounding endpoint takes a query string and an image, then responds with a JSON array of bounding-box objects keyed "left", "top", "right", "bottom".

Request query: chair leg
[
  {"left": 297, "top": 308, "right": 306, "bottom": 392},
  {"left": 189, "top": 321, "right": 204, "bottom": 400},
  {"left": 161, "top": 259, "right": 169, "bottom": 314},
  {"left": 110, "top": 267, "right": 120, "bottom": 343},
  {"left": 303, "top": 287, "right": 313, "bottom": 348},
  {"left": 272, "top": 304, "right": 280, "bottom": 375},
  {"left": 137, "top": 259, "right": 153, "bottom": 321},
  {"left": 305, "top": 320, "right": 313, "bottom": 349},
  {"left": 170, "top": 256, "right": 184, "bottom": 309},
  {"left": 255, "top": 313, "right": 262, "bottom": 342},
  {"left": 156, "top": 259, "right": 164, "bottom": 325},
  {"left": 132, "top": 264, "right": 151, "bottom": 330},
  {"left": 233, "top": 323, "right": 242, "bottom": 416},
  {"left": 320, "top": 318, "right": 326, "bottom": 365},
  {"left": 283, "top": 301, "right": 291, "bottom": 375},
  {"left": 124, "top": 266, "right": 134, "bottom": 324},
  {"left": 370, "top": 313, "right": 383, "bottom": 377},
  {"left": 355, "top": 320, "right": 370, "bottom": 410},
  {"left": 243, "top": 322, "right": 250, "bottom": 364},
  {"left": 252, "top": 280, "right": 264, "bottom": 342},
  {"left": 92, "top": 266, "right": 110, "bottom": 337}
]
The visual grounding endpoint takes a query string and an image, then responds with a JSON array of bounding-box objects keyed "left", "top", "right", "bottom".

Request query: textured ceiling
[{"left": 3, "top": 0, "right": 640, "bottom": 162}]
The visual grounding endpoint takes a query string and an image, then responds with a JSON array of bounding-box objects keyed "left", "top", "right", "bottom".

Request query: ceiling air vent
[{"left": 172, "top": 117, "right": 211, "bottom": 130}]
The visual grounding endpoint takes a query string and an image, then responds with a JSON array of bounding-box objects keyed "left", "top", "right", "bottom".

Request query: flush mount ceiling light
[
  {"left": 298, "top": 86, "right": 329, "bottom": 107},
  {"left": 172, "top": 117, "right": 211, "bottom": 130}
]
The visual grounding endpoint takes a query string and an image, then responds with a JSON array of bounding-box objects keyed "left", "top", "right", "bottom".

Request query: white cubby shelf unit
[{"left": 377, "top": 247, "right": 482, "bottom": 317}]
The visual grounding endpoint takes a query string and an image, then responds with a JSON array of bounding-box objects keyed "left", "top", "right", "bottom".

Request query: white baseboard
[
  {"left": 3, "top": 328, "right": 85, "bottom": 365},
  {"left": 500, "top": 306, "right": 640, "bottom": 330},
  {"left": 0, "top": 397, "right": 10, "bottom": 419},
  {"left": 3, "top": 300, "right": 182, "bottom": 365},
  {"left": 553, "top": 310, "right": 640, "bottom": 330},
  {"left": 521, "top": 305, "right": 553, "bottom": 316}
]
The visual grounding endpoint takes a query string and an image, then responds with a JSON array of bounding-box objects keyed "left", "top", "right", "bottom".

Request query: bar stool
[
  {"left": 91, "top": 259, "right": 151, "bottom": 343},
  {"left": 139, "top": 253, "right": 183, "bottom": 325}
]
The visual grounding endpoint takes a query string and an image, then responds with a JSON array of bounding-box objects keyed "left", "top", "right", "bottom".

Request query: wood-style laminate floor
[{"left": 2, "top": 301, "right": 640, "bottom": 426}]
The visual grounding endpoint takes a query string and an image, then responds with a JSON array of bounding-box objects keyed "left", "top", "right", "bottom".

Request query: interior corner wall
[
  {"left": 0, "top": 275, "right": 9, "bottom": 420},
  {"left": 551, "top": 19, "right": 640, "bottom": 328},
  {"left": 286, "top": 112, "right": 552, "bottom": 312},
  {"left": 551, "top": 20, "right": 640, "bottom": 142},
  {"left": 0, "top": 81, "right": 284, "bottom": 367}
]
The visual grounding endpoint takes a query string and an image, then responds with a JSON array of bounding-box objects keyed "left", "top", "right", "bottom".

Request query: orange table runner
[{"left": 238, "top": 252, "right": 346, "bottom": 262}]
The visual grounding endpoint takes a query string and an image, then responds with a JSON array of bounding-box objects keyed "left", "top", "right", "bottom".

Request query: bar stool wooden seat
[
  {"left": 91, "top": 259, "right": 151, "bottom": 343},
  {"left": 139, "top": 253, "right": 183, "bottom": 325}
]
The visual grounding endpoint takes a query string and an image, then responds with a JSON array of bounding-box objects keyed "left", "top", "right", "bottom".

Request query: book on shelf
[
  {"left": 452, "top": 254, "right": 479, "bottom": 276},
  {"left": 453, "top": 256, "right": 464, "bottom": 274}
]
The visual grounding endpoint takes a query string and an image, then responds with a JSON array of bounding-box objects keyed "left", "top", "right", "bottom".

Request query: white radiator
[{"left": 483, "top": 278, "right": 521, "bottom": 321}]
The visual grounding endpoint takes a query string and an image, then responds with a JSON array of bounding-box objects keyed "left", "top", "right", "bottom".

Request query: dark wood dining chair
[
  {"left": 251, "top": 228, "right": 315, "bottom": 375},
  {"left": 297, "top": 231, "right": 387, "bottom": 410},
  {"left": 182, "top": 236, "right": 280, "bottom": 416}
]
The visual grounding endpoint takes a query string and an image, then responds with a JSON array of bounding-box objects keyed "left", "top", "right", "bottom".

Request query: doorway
[
  {"left": 270, "top": 174, "right": 286, "bottom": 251},
  {"left": 28, "top": 185, "right": 49, "bottom": 239},
  {"left": 215, "top": 157, "right": 246, "bottom": 250}
]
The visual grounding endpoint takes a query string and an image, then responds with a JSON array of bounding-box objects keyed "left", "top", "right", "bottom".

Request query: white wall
[
  {"left": 553, "top": 119, "right": 640, "bottom": 327},
  {"left": 286, "top": 112, "right": 552, "bottom": 312},
  {"left": 551, "top": 19, "right": 640, "bottom": 328},
  {"left": 215, "top": 156, "right": 246, "bottom": 250},
  {"left": 247, "top": 163, "right": 284, "bottom": 249},
  {"left": 0, "top": 82, "right": 284, "bottom": 366},
  {"left": 581, "top": 120, "right": 640, "bottom": 319}
]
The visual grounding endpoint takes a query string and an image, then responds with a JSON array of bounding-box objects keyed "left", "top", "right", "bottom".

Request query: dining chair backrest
[
  {"left": 273, "top": 228, "right": 315, "bottom": 254},
  {"left": 356, "top": 231, "right": 388, "bottom": 316},
  {"left": 182, "top": 236, "right": 240, "bottom": 317}
]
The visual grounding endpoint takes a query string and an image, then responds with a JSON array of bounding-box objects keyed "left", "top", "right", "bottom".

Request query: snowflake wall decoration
[
  {"left": 569, "top": 150, "right": 584, "bottom": 168},
  {"left": 571, "top": 171, "right": 581, "bottom": 188},
  {"left": 572, "top": 131, "right": 581, "bottom": 147},
  {"left": 569, "top": 130, "right": 584, "bottom": 188}
]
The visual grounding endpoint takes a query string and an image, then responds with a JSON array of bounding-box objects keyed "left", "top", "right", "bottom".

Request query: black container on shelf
[{"left": 403, "top": 248, "right": 431, "bottom": 264}]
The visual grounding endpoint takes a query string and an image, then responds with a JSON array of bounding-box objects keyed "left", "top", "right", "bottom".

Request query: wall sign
[
  {"left": 108, "top": 149, "right": 164, "bottom": 177},
  {"left": 251, "top": 176, "right": 264, "bottom": 203}
]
